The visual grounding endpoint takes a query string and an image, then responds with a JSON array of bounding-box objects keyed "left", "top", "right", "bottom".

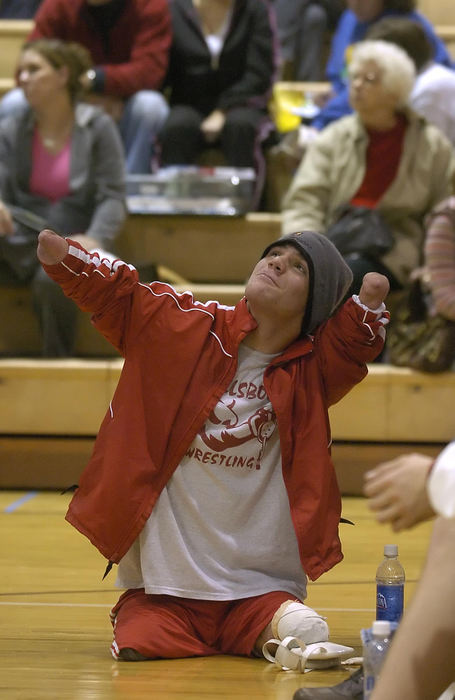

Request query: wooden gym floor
[{"left": 0, "top": 489, "right": 433, "bottom": 700}]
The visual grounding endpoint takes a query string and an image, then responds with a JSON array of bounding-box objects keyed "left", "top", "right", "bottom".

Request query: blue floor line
[{"left": 4, "top": 491, "right": 39, "bottom": 513}]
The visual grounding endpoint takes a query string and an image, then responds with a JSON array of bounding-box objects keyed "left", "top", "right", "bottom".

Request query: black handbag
[
  {"left": 387, "top": 279, "right": 455, "bottom": 373},
  {"left": 326, "top": 205, "right": 394, "bottom": 259}
]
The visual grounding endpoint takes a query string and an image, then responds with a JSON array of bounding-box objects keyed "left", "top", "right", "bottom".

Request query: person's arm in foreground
[
  {"left": 364, "top": 437, "right": 455, "bottom": 529},
  {"left": 365, "top": 447, "right": 455, "bottom": 699},
  {"left": 370, "top": 514, "right": 455, "bottom": 700},
  {"left": 364, "top": 452, "right": 435, "bottom": 531}
]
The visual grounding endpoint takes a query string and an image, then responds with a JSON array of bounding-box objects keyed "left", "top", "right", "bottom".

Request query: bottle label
[{"left": 376, "top": 584, "right": 404, "bottom": 622}]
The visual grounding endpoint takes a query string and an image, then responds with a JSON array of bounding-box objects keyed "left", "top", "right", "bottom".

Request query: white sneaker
[{"left": 263, "top": 635, "right": 355, "bottom": 673}]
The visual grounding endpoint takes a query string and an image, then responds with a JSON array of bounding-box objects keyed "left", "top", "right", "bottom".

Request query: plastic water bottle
[
  {"left": 376, "top": 544, "right": 405, "bottom": 622},
  {"left": 363, "top": 620, "right": 392, "bottom": 699}
]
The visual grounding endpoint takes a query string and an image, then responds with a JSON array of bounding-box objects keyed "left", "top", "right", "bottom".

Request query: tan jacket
[{"left": 282, "top": 110, "right": 455, "bottom": 284}]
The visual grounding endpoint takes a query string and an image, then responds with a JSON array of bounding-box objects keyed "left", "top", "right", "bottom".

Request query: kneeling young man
[{"left": 37, "top": 229, "right": 389, "bottom": 661}]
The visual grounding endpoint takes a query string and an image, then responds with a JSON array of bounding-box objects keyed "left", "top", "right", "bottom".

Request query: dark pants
[
  {"left": 0, "top": 260, "right": 77, "bottom": 357},
  {"left": 273, "top": 0, "right": 343, "bottom": 80},
  {"left": 159, "top": 104, "right": 271, "bottom": 169}
]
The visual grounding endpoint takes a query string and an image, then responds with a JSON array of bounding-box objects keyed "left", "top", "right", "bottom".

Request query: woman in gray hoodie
[{"left": 0, "top": 38, "right": 126, "bottom": 356}]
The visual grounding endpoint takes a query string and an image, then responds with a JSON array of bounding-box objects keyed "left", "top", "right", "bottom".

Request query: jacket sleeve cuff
[{"left": 42, "top": 239, "right": 90, "bottom": 282}]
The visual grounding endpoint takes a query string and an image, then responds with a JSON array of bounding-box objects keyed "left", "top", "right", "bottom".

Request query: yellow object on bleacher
[{"left": 270, "top": 83, "right": 303, "bottom": 133}]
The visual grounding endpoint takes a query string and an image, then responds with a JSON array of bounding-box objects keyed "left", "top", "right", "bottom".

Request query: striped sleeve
[{"left": 424, "top": 198, "right": 455, "bottom": 321}]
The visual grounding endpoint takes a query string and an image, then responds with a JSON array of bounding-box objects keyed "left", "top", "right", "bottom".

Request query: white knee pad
[{"left": 271, "top": 600, "right": 329, "bottom": 644}]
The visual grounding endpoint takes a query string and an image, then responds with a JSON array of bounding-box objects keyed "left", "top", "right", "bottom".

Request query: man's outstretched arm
[{"left": 36, "top": 229, "right": 138, "bottom": 355}]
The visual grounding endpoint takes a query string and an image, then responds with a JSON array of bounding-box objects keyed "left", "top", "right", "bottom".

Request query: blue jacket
[{"left": 313, "top": 9, "right": 454, "bottom": 130}]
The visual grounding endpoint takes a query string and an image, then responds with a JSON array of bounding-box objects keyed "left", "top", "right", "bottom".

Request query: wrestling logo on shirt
[{"left": 185, "top": 380, "right": 276, "bottom": 471}]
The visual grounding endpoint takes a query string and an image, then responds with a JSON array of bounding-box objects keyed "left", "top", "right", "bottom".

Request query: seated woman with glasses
[
  {"left": 281, "top": 39, "right": 455, "bottom": 297},
  {"left": 312, "top": 0, "right": 453, "bottom": 131}
]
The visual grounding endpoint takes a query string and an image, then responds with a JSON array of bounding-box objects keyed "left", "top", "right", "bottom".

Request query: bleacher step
[{"left": 1, "top": 359, "right": 453, "bottom": 443}]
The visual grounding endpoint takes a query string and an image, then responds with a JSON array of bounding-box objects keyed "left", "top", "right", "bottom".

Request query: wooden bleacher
[
  {"left": 0, "top": 358, "right": 449, "bottom": 492},
  {"left": 3, "top": 359, "right": 454, "bottom": 442}
]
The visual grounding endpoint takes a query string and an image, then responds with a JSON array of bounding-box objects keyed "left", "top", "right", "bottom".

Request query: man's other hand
[{"left": 358, "top": 272, "right": 390, "bottom": 309}]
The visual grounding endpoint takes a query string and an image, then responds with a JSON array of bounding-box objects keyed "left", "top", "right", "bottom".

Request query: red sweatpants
[{"left": 110, "top": 589, "right": 300, "bottom": 660}]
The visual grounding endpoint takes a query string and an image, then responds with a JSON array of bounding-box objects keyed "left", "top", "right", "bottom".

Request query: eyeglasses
[{"left": 349, "top": 72, "right": 381, "bottom": 86}]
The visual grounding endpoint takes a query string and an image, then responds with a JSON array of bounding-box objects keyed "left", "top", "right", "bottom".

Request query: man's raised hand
[
  {"left": 37, "top": 230, "right": 69, "bottom": 266},
  {"left": 358, "top": 272, "right": 390, "bottom": 309}
]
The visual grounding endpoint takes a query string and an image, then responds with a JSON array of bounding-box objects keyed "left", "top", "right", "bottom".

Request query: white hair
[{"left": 348, "top": 39, "right": 416, "bottom": 107}]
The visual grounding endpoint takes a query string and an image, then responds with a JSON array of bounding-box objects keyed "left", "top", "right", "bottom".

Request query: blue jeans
[
  {"left": 0, "top": 87, "right": 169, "bottom": 173},
  {"left": 119, "top": 90, "right": 169, "bottom": 173}
]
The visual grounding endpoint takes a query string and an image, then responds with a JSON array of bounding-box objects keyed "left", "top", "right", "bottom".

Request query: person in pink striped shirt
[{"left": 423, "top": 197, "right": 455, "bottom": 322}]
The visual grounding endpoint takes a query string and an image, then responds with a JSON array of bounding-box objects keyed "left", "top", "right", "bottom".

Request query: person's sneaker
[
  {"left": 293, "top": 667, "right": 364, "bottom": 699},
  {"left": 263, "top": 636, "right": 355, "bottom": 673}
]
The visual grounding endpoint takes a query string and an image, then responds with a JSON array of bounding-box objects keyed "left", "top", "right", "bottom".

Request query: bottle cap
[
  {"left": 384, "top": 544, "right": 398, "bottom": 557},
  {"left": 372, "top": 620, "right": 391, "bottom": 636}
]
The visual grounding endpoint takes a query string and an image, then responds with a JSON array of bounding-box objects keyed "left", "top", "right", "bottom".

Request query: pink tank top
[{"left": 29, "top": 129, "right": 71, "bottom": 202}]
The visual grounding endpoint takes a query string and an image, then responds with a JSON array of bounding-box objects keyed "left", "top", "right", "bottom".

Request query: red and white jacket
[{"left": 44, "top": 241, "right": 386, "bottom": 581}]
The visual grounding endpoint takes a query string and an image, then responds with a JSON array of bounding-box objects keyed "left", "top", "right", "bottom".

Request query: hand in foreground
[
  {"left": 358, "top": 272, "right": 390, "bottom": 309},
  {"left": 37, "top": 229, "right": 69, "bottom": 265},
  {"left": 364, "top": 453, "right": 435, "bottom": 531}
]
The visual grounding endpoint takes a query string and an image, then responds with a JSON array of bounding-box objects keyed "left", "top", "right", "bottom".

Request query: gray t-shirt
[{"left": 116, "top": 343, "right": 308, "bottom": 600}]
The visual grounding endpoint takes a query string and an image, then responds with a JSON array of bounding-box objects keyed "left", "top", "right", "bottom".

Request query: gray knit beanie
[{"left": 260, "top": 231, "right": 353, "bottom": 334}]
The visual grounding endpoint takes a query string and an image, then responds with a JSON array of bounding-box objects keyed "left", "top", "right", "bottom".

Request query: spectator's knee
[{"left": 126, "top": 91, "right": 169, "bottom": 128}]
